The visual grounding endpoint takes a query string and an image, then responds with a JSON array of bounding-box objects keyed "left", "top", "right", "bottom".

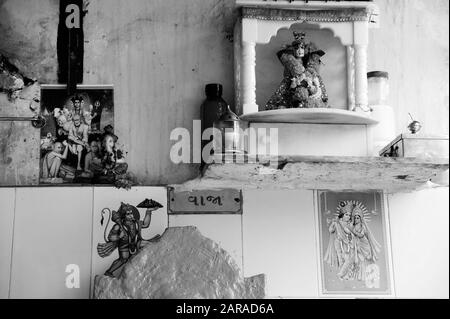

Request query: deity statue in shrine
[{"left": 265, "top": 31, "right": 328, "bottom": 110}]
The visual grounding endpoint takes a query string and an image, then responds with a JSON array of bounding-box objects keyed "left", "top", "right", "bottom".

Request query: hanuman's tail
[{"left": 101, "top": 208, "right": 111, "bottom": 243}]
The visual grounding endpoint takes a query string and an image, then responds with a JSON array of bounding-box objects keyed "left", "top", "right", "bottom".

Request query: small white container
[
  {"left": 368, "top": 71, "right": 389, "bottom": 106},
  {"left": 367, "top": 71, "right": 396, "bottom": 155}
]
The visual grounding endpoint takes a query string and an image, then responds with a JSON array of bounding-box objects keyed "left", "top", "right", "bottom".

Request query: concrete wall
[
  {"left": 0, "top": 0, "right": 448, "bottom": 185},
  {"left": 369, "top": 0, "right": 449, "bottom": 136},
  {"left": 82, "top": 0, "right": 238, "bottom": 185}
]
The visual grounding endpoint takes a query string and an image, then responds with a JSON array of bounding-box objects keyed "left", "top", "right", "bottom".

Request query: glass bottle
[
  {"left": 201, "top": 84, "right": 228, "bottom": 136},
  {"left": 200, "top": 84, "right": 229, "bottom": 163}
]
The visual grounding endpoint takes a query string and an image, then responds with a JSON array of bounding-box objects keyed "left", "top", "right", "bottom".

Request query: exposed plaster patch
[{"left": 94, "top": 226, "right": 265, "bottom": 299}]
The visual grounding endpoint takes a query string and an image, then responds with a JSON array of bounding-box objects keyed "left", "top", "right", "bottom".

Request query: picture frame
[
  {"left": 315, "top": 191, "right": 395, "bottom": 297},
  {"left": 39, "top": 84, "right": 115, "bottom": 185}
]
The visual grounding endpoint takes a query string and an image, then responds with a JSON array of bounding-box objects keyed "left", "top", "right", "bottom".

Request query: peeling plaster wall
[
  {"left": 0, "top": 121, "right": 40, "bottom": 185},
  {"left": 0, "top": 0, "right": 59, "bottom": 82},
  {"left": 0, "top": 0, "right": 58, "bottom": 185},
  {"left": 0, "top": 0, "right": 448, "bottom": 185},
  {"left": 0, "top": 75, "right": 41, "bottom": 185}
]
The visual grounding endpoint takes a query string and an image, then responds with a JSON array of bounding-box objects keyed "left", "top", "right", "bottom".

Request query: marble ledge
[{"left": 236, "top": 0, "right": 378, "bottom": 11}]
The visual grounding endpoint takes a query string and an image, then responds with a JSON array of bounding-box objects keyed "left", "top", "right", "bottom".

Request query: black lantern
[{"left": 213, "top": 105, "right": 244, "bottom": 155}]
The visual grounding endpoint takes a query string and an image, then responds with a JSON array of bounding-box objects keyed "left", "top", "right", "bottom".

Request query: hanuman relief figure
[{"left": 97, "top": 202, "right": 162, "bottom": 277}]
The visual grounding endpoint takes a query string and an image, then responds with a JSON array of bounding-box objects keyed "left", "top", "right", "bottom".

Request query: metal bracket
[{"left": 0, "top": 115, "right": 47, "bottom": 128}]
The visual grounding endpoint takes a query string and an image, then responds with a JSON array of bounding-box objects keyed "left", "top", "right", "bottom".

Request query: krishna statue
[{"left": 265, "top": 31, "right": 329, "bottom": 110}]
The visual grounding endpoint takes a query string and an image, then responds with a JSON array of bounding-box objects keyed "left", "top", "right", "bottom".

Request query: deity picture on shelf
[
  {"left": 265, "top": 31, "right": 329, "bottom": 110},
  {"left": 39, "top": 85, "right": 131, "bottom": 186}
]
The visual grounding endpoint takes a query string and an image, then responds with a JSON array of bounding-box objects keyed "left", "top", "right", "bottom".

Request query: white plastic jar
[{"left": 367, "top": 71, "right": 396, "bottom": 155}]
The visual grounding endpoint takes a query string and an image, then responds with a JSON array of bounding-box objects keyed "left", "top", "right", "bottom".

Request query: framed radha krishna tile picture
[{"left": 316, "top": 191, "right": 394, "bottom": 296}]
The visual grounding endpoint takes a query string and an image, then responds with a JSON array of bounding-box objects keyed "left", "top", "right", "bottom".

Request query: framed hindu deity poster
[
  {"left": 39, "top": 85, "right": 115, "bottom": 184},
  {"left": 316, "top": 191, "right": 394, "bottom": 297}
]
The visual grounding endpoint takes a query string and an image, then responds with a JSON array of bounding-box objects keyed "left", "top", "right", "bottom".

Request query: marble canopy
[{"left": 234, "top": 0, "right": 380, "bottom": 119}]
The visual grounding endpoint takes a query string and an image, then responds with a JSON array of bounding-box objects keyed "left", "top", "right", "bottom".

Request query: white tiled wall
[
  {"left": 0, "top": 186, "right": 448, "bottom": 299},
  {"left": 388, "top": 188, "right": 449, "bottom": 298},
  {"left": 9, "top": 187, "right": 93, "bottom": 299},
  {"left": 242, "top": 189, "right": 319, "bottom": 298}
]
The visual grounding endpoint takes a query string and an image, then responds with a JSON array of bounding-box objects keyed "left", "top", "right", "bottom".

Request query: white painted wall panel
[
  {"left": 388, "top": 188, "right": 449, "bottom": 298},
  {"left": 10, "top": 187, "right": 93, "bottom": 299},
  {"left": 0, "top": 188, "right": 15, "bottom": 298},
  {"left": 242, "top": 190, "right": 318, "bottom": 298}
]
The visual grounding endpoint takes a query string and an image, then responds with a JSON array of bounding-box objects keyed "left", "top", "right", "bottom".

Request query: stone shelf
[
  {"left": 240, "top": 108, "right": 378, "bottom": 125},
  {"left": 179, "top": 155, "right": 449, "bottom": 193}
]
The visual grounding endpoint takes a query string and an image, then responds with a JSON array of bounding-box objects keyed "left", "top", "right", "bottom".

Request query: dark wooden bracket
[{"left": 57, "top": 0, "right": 85, "bottom": 96}]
